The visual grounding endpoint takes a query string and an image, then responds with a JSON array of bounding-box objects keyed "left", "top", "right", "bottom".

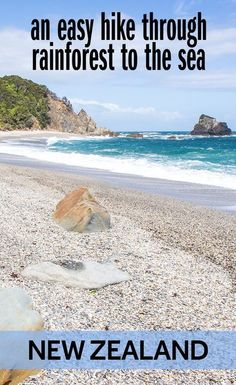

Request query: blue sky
[{"left": 0, "top": 0, "right": 236, "bottom": 131}]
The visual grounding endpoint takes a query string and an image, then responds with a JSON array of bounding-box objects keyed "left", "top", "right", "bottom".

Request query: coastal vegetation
[
  {"left": 0, "top": 75, "right": 50, "bottom": 130},
  {"left": 0, "top": 75, "right": 112, "bottom": 135}
]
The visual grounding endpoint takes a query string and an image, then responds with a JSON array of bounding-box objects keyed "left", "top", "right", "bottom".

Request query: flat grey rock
[{"left": 22, "top": 261, "right": 130, "bottom": 289}]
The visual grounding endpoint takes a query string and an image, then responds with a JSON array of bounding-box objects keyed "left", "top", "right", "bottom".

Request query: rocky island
[
  {"left": 191, "top": 114, "right": 232, "bottom": 136},
  {"left": 0, "top": 75, "right": 114, "bottom": 136}
]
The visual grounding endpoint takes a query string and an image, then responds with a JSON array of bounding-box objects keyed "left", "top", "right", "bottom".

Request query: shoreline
[
  {"left": 0, "top": 129, "right": 89, "bottom": 140},
  {"left": 0, "top": 131, "right": 235, "bottom": 216},
  {"left": 0, "top": 132, "right": 233, "bottom": 223},
  {"left": 0, "top": 151, "right": 236, "bottom": 215},
  {"left": 0, "top": 163, "right": 235, "bottom": 384}
]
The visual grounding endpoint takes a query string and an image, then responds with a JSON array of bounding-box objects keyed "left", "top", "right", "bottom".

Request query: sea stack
[{"left": 191, "top": 114, "right": 232, "bottom": 136}]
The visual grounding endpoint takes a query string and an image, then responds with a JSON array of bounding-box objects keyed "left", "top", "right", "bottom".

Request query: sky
[{"left": 0, "top": 0, "right": 236, "bottom": 131}]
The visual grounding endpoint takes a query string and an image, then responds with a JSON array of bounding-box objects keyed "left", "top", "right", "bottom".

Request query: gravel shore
[{"left": 0, "top": 164, "right": 235, "bottom": 385}]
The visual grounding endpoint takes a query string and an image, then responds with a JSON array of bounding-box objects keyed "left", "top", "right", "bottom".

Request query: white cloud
[
  {"left": 174, "top": 0, "right": 197, "bottom": 16},
  {"left": 169, "top": 70, "right": 236, "bottom": 89},
  {"left": 205, "top": 28, "right": 236, "bottom": 55},
  {"left": 71, "top": 98, "right": 155, "bottom": 114},
  {"left": 0, "top": 28, "right": 30, "bottom": 73},
  {"left": 71, "top": 98, "right": 183, "bottom": 121},
  {"left": 175, "top": 1, "right": 188, "bottom": 16}
]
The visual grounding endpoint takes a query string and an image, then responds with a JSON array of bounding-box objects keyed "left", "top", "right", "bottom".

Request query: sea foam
[{"left": 0, "top": 140, "right": 235, "bottom": 190}]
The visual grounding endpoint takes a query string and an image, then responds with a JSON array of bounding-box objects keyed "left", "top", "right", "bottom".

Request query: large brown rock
[
  {"left": 53, "top": 187, "right": 111, "bottom": 233},
  {"left": 0, "top": 288, "right": 44, "bottom": 385}
]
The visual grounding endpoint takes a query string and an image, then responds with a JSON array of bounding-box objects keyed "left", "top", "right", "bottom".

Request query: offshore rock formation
[
  {"left": 191, "top": 114, "right": 232, "bottom": 136},
  {"left": 0, "top": 75, "right": 114, "bottom": 136},
  {"left": 53, "top": 187, "right": 111, "bottom": 233},
  {"left": 127, "top": 133, "right": 143, "bottom": 138}
]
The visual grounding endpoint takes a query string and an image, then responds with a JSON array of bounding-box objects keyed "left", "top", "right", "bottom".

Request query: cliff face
[
  {"left": 0, "top": 75, "right": 113, "bottom": 136},
  {"left": 47, "top": 96, "right": 109, "bottom": 135},
  {"left": 191, "top": 114, "right": 232, "bottom": 136}
]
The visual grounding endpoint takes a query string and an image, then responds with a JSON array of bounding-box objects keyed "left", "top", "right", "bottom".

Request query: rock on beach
[
  {"left": 22, "top": 261, "right": 130, "bottom": 289},
  {"left": 0, "top": 287, "right": 43, "bottom": 385},
  {"left": 53, "top": 187, "right": 111, "bottom": 233}
]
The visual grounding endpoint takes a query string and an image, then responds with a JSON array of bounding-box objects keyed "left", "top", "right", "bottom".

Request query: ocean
[{"left": 0, "top": 131, "right": 236, "bottom": 190}]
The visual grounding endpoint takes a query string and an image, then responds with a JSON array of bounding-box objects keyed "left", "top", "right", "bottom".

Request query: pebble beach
[{"left": 0, "top": 163, "right": 235, "bottom": 385}]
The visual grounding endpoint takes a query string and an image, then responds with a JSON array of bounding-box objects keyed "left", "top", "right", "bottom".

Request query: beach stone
[
  {"left": 53, "top": 187, "right": 111, "bottom": 233},
  {"left": 0, "top": 287, "right": 43, "bottom": 331},
  {"left": 0, "top": 287, "right": 43, "bottom": 385},
  {"left": 22, "top": 261, "right": 130, "bottom": 289}
]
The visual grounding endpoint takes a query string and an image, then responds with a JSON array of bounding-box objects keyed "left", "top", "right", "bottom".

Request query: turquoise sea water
[
  {"left": 0, "top": 131, "right": 236, "bottom": 189},
  {"left": 50, "top": 131, "right": 236, "bottom": 168}
]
